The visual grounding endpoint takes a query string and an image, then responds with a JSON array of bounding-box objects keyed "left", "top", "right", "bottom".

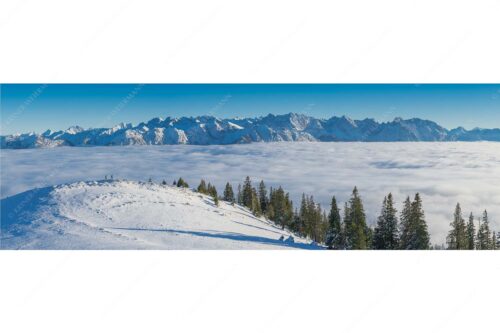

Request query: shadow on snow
[{"left": 108, "top": 227, "right": 321, "bottom": 249}]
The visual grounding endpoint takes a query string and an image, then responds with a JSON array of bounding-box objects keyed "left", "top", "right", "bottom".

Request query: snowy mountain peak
[
  {"left": 1, "top": 113, "right": 499, "bottom": 149},
  {"left": 65, "top": 125, "right": 85, "bottom": 134}
]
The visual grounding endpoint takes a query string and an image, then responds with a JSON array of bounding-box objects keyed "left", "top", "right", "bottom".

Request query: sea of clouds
[{"left": 2, "top": 142, "right": 499, "bottom": 244}]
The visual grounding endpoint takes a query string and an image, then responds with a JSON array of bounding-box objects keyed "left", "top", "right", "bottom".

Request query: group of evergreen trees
[
  {"left": 234, "top": 177, "right": 294, "bottom": 231},
  {"left": 196, "top": 179, "right": 219, "bottom": 205},
  {"left": 173, "top": 177, "right": 189, "bottom": 188},
  {"left": 446, "top": 204, "right": 497, "bottom": 250},
  {"left": 324, "top": 190, "right": 430, "bottom": 249},
  {"left": 161, "top": 176, "right": 498, "bottom": 250},
  {"left": 195, "top": 177, "right": 434, "bottom": 249}
]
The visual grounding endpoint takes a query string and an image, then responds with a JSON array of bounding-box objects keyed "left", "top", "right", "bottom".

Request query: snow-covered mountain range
[
  {"left": 0, "top": 180, "right": 319, "bottom": 249},
  {"left": 2, "top": 113, "right": 500, "bottom": 148}
]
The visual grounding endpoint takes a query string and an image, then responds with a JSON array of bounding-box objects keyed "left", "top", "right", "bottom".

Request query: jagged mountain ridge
[{"left": 2, "top": 113, "right": 499, "bottom": 148}]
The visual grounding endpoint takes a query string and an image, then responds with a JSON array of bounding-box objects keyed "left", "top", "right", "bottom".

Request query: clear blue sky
[{"left": 1, "top": 84, "right": 499, "bottom": 135}]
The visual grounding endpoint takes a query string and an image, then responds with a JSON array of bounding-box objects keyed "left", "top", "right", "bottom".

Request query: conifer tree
[
  {"left": 207, "top": 183, "right": 217, "bottom": 198},
  {"left": 326, "top": 196, "right": 343, "bottom": 249},
  {"left": 410, "top": 193, "right": 430, "bottom": 250},
  {"left": 343, "top": 201, "right": 352, "bottom": 249},
  {"left": 476, "top": 210, "right": 491, "bottom": 250},
  {"left": 344, "top": 187, "right": 368, "bottom": 249},
  {"left": 206, "top": 183, "right": 218, "bottom": 206},
  {"left": 306, "top": 197, "right": 324, "bottom": 243},
  {"left": 176, "top": 177, "right": 189, "bottom": 188},
  {"left": 466, "top": 212, "right": 476, "bottom": 250},
  {"left": 269, "top": 187, "right": 287, "bottom": 229},
  {"left": 492, "top": 232, "right": 497, "bottom": 250},
  {"left": 258, "top": 180, "right": 268, "bottom": 214},
  {"left": 318, "top": 208, "right": 328, "bottom": 244},
  {"left": 223, "top": 182, "right": 235, "bottom": 203},
  {"left": 242, "top": 176, "right": 253, "bottom": 209},
  {"left": 365, "top": 225, "right": 374, "bottom": 249},
  {"left": 400, "top": 194, "right": 430, "bottom": 250},
  {"left": 251, "top": 187, "right": 262, "bottom": 216},
  {"left": 297, "top": 194, "right": 308, "bottom": 236},
  {"left": 373, "top": 193, "right": 399, "bottom": 249},
  {"left": 197, "top": 179, "right": 208, "bottom": 194},
  {"left": 399, "top": 196, "right": 412, "bottom": 249},
  {"left": 161, "top": 179, "right": 167, "bottom": 186},
  {"left": 446, "top": 203, "right": 467, "bottom": 250},
  {"left": 290, "top": 209, "right": 301, "bottom": 234}
]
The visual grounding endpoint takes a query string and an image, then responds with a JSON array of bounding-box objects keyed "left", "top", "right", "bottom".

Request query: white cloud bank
[{"left": 2, "top": 142, "right": 499, "bottom": 244}]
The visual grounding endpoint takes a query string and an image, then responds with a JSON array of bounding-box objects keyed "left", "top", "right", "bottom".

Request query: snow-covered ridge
[
  {"left": 0, "top": 180, "right": 320, "bottom": 249},
  {"left": 2, "top": 113, "right": 500, "bottom": 148}
]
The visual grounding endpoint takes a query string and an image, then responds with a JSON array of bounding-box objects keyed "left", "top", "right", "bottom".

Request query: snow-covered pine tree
[
  {"left": 492, "top": 232, "right": 497, "bottom": 250},
  {"left": 446, "top": 203, "right": 467, "bottom": 250},
  {"left": 373, "top": 193, "right": 399, "bottom": 250},
  {"left": 223, "top": 182, "right": 235, "bottom": 203},
  {"left": 326, "top": 196, "right": 343, "bottom": 249},
  {"left": 466, "top": 212, "right": 476, "bottom": 250}
]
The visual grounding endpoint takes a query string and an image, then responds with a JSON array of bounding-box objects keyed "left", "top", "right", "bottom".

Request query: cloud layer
[{"left": 2, "top": 142, "right": 499, "bottom": 244}]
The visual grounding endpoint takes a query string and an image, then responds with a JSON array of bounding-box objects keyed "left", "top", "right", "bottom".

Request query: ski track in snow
[
  {"left": 1, "top": 180, "right": 319, "bottom": 249},
  {"left": 1, "top": 142, "right": 499, "bottom": 244}
]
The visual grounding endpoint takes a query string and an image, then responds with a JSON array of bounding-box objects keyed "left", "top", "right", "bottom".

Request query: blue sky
[{"left": 1, "top": 84, "right": 499, "bottom": 134}]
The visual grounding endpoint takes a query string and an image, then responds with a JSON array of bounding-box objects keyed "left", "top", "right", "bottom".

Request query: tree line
[
  {"left": 446, "top": 204, "right": 497, "bottom": 250},
  {"left": 166, "top": 176, "right": 498, "bottom": 250}
]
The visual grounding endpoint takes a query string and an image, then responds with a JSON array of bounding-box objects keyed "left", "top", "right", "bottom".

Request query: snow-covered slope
[
  {"left": 0, "top": 180, "right": 319, "bottom": 249},
  {"left": 2, "top": 113, "right": 499, "bottom": 148}
]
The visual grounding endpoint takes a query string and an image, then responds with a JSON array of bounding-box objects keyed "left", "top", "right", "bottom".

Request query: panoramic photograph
[{"left": 1, "top": 84, "right": 499, "bottom": 250}]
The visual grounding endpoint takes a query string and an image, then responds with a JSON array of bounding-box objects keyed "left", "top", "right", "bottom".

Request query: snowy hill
[
  {"left": 0, "top": 180, "right": 320, "bottom": 249},
  {"left": 2, "top": 113, "right": 499, "bottom": 148}
]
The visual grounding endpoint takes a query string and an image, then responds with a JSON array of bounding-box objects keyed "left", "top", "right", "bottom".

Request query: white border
[{"left": 1, "top": 0, "right": 499, "bottom": 83}]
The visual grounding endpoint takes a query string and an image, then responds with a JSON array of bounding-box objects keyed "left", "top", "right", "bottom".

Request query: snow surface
[
  {"left": 0, "top": 180, "right": 320, "bottom": 250},
  {"left": 2, "top": 142, "right": 498, "bottom": 245}
]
